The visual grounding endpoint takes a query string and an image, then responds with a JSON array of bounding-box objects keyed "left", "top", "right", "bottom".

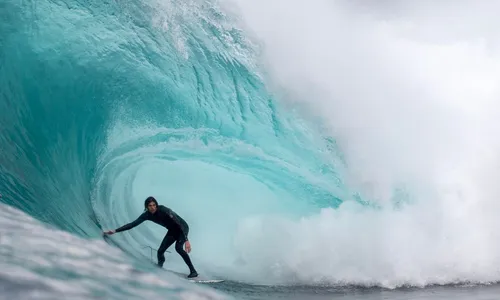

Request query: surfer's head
[{"left": 144, "top": 196, "right": 158, "bottom": 214}]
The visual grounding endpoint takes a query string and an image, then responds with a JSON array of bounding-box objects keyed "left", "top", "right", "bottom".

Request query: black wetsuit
[{"left": 115, "top": 205, "right": 197, "bottom": 274}]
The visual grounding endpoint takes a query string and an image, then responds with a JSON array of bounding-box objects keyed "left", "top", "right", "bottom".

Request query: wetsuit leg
[
  {"left": 175, "top": 236, "right": 197, "bottom": 273},
  {"left": 157, "top": 232, "right": 176, "bottom": 267}
]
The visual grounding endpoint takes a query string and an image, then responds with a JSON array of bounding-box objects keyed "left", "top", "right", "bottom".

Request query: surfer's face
[{"left": 147, "top": 202, "right": 157, "bottom": 214}]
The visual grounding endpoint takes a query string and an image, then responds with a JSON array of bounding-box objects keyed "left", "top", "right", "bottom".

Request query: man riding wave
[{"left": 103, "top": 196, "right": 198, "bottom": 278}]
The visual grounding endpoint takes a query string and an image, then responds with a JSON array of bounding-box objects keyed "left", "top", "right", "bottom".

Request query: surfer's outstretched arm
[{"left": 103, "top": 213, "right": 147, "bottom": 235}]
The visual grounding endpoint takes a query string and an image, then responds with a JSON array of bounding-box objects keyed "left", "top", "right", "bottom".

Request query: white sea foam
[{"left": 210, "top": 0, "right": 500, "bottom": 287}]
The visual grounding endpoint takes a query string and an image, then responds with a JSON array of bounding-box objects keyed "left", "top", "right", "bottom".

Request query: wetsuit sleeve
[
  {"left": 114, "top": 213, "right": 147, "bottom": 233},
  {"left": 160, "top": 206, "right": 189, "bottom": 241}
]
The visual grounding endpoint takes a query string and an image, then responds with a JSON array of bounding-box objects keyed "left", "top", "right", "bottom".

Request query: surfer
[{"left": 103, "top": 196, "right": 198, "bottom": 278}]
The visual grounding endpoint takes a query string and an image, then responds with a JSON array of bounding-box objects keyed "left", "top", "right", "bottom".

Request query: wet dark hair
[{"left": 144, "top": 196, "right": 158, "bottom": 210}]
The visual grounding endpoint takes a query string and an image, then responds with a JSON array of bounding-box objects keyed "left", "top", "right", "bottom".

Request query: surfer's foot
[{"left": 187, "top": 271, "right": 198, "bottom": 278}]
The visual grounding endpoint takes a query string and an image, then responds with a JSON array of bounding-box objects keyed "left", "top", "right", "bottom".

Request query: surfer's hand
[
  {"left": 185, "top": 240, "right": 191, "bottom": 253},
  {"left": 103, "top": 230, "right": 115, "bottom": 235}
]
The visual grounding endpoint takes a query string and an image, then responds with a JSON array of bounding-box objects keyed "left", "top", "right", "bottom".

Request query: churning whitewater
[{"left": 2, "top": 0, "right": 500, "bottom": 299}]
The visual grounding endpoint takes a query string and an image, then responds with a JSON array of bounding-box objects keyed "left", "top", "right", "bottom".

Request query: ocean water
[{"left": 2, "top": 0, "right": 500, "bottom": 299}]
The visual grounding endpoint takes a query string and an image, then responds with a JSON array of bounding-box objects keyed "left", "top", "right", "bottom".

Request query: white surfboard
[
  {"left": 189, "top": 278, "right": 225, "bottom": 283},
  {"left": 165, "top": 269, "right": 225, "bottom": 284}
]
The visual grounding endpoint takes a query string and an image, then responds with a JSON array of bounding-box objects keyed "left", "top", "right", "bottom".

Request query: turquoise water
[
  {"left": 0, "top": 0, "right": 346, "bottom": 298},
  {"left": 2, "top": 0, "right": 500, "bottom": 299}
]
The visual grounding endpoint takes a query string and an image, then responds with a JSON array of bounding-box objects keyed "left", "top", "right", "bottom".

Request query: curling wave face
[{"left": 3, "top": 0, "right": 500, "bottom": 298}]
